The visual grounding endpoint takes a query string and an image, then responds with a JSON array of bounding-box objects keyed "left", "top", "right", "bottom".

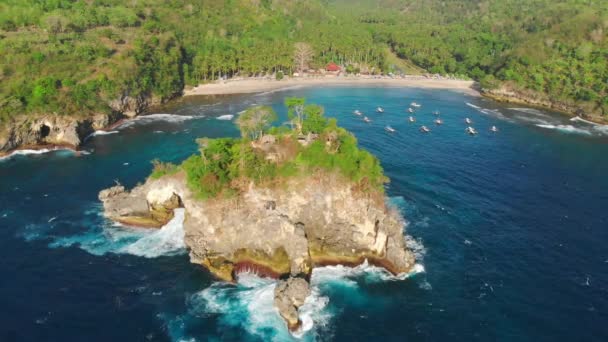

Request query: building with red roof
[{"left": 326, "top": 62, "right": 341, "bottom": 72}]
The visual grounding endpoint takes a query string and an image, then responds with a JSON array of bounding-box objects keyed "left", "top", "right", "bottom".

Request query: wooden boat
[
  {"left": 490, "top": 125, "right": 498, "bottom": 132},
  {"left": 411, "top": 102, "right": 421, "bottom": 108},
  {"left": 434, "top": 118, "right": 443, "bottom": 125},
  {"left": 354, "top": 110, "right": 362, "bottom": 116},
  {"left": 408, "top": 116, "right": 416, "bottom": 122},
  {"left": 465, "top": 118, "right": 472, "bottom": 124},
  {"left": 376, "top": 107, "right": 385, "bottom": 113},
  {"left": 363, "top": 116, "right": 372, "bottom": 123},
  {"left": 407, "top": 108, "right": 414, "bottom": 113},
  {"left": 420, "top": 125, "right": 430, "bottom": 133},
  {"left": 385, "top": 125, "right": 396, "bottom": 133}
]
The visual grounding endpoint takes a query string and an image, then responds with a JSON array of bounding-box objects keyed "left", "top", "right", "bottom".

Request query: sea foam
[
  {"left": 117, "top": 114, "right": 197, "bottom": 129},
  {"left": 48, "top": 206, "right": 187, "bottom": 257},
  {"left": 216, "top": 114, "right": 234, "bottom": 120},
  {"left": 121, "top": 208, "right": 187, "bottom": 257},
  {"left": 0, "top": 148, "right": 75, "bottom": 162},
  {"left": 83, "top": 130, "right": 119, "bottom": 142},
  {"left": 536, "top": 124, "right": 592, "bottom": 136}
]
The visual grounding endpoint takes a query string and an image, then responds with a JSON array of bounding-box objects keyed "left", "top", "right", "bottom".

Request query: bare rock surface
[
  {"left": 274, "top": 277, "right": 311, "bottom": 330},
  {"left": 98, "top": 171, "right": 416, "bottom": 329}
]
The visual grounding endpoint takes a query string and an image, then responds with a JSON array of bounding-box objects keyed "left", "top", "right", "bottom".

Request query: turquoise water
[{"left": 1, "top": 87, "right": 607, "bottom": 341}]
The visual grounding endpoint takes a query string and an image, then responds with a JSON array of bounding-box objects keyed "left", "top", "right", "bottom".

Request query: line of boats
[{"left": 355, "top": 103, "right": 499, "bottom": 135}]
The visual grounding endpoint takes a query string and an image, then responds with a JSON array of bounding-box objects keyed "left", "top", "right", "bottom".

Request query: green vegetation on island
[
  {"left": 0, "top": 0, "right": 606, "bottom": 121},
  {"left": 151, "top": 98, "right": 387, "bottom": 198}
]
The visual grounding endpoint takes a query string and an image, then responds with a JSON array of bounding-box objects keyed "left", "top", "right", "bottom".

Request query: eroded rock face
[
  {"left": 274, "top": 277, "right": 311, "bottom": 330},
  {"left": 0, "top": 112, "right": 123, "bottom": 153},
  {"left": 108, "top": 93, "right": 162, "bottom": 118},
  {"left": 98, "top": 171, "right": 416, "bottom": 329}
]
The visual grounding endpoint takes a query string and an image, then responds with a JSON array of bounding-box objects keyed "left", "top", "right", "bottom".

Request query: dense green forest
[{"left": 0, "top": 0, "right": 606, "bottom": 122}]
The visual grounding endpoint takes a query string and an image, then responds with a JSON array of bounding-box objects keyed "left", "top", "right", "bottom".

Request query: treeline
[{"left": 0, "top": 0, "right": 606, "bottom": 121}]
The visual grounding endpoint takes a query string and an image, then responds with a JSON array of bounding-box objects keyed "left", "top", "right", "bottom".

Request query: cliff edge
[{"left": 97, "top": 101, "right": 416, "bottom": 331}]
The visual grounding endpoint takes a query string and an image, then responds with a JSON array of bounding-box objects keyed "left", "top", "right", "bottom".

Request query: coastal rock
[
  {"left": 482, "top": 85, "right": 604, "bottom": 122},
  {"left": 108, "top": 93, "right": 162, "bottom": 118},
  {"left": 98, "top": 171, "right": 416, "bottom": 327},
  {"left": 274, "top": 277, "right": 311, "bottom": 330},
  {"left": 0, "top": 111, "right": 124, "bottom": 154}
]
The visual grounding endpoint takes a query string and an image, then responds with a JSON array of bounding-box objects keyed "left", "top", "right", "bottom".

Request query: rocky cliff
[
  {"left": 482, "top": 85, "right": 607, "bottom": 123},
  {"left": 98, "top": 171, "right": 416, "bottom": 330},
  {"left": 0, "top": 93, "right": 164, "bottom": 155}
]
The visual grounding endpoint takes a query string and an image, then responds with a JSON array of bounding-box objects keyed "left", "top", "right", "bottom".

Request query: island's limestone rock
[
  {"left": 98, "top": 171, "right": 416, "bottom": 329},
  {"left": 274, "top": 277, "right": 311, "bottom": 330}
]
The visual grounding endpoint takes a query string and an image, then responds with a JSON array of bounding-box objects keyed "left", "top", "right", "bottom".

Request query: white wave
[
  {"left": 536, "top": 124, "right": 592, "bottom": 136},
  {"left": 465, "top": 102, "right": 482, "bottom": 110},
  {"left": 84, "top": 130, "right": 118, "bottom": 142},
  {"left": 190, "top": 273, "right": 306, "bottom": 341},
  {"left": 514, "top": 115, "right": 554, "bottom": 124},
  {"left": 121, "top": 208, "right": 187, "bottom": 258},
  {"left": 168, "top": 253, "right": 425, "bottom": 341},
  {"left": 0, "top": 148, "right": 75, "bottom": 162},
  {"left": 466, "top": 102, "right": 508, "bottom": 120},
  {"left": 216, "top": 114, "right": 234, "bottom": 121},
  {"left": 508, "top": 107, "right": 548, "bottom": 117},
  {"left": 47, "top": 206, "right": 187, "bottom": 258},
  {"left": 592, "top": 125, "right": 608, "bottom": 135},
  {"left": 117, "top": 114, "right": 196, "bottom": 129}
]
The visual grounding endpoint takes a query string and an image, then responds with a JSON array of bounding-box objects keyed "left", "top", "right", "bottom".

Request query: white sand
[{"left": 184, "top": 76, "right": 479, "bottom": 97}]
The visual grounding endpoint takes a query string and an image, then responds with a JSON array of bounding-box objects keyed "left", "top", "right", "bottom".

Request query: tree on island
[
  {"left": 294, "top": 42, "right": 313, "bottom": 73},
  {"left": 284, "top": 97, "right": 306, "bottom": 133},
  {"left": 236, "top": 105, "right": 277, "bottom": 140}
]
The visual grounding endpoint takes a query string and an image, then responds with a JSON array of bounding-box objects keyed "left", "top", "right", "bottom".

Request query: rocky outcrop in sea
[{"left": 98, "top": 171, "right": 416, "bottom": 331}]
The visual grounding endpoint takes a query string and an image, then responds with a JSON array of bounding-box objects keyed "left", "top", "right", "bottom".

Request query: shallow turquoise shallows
[{"left": 1, "top": 86, "right": 607, "bottom": 341}]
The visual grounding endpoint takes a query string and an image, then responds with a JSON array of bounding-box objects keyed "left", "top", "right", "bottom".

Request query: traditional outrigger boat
[
  {"left": 420, "top": 125, "right": 430, "bottom": 133},
  {"left": 407, "top": 108, "right": 414, "bottom": 113},
  {"left": 385, "top": 125, "right": 396, "bottom": 133},
  {"left": 490, "top": 125, "right": 498, "bottom": 132},
  {"left": 408, "top": 116, "right": 416, "bottom": 122},
  {"left": 411, "top": 102, "right": 422, "bottom": 108},
  {"left": 354, "top": 110, "right": 362, "bottom": 116},
  {"left": 434, "top": 118, "right": 443, "bottom": 125},
  {"left": 466, "top": 126, "right": 478, "bottom": 135},
  {"left": 376, "top": 107, "right": 385, "bottom": 113},
  {"left": 465, "top": 117, "right": 472, "bottom": 124},
  {"left": 363, "top": 116, "right": 372, "bottom": 123}
]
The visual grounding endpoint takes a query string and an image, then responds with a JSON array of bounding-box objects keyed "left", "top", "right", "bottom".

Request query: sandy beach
[{"left": 184, "top": 76, "right": 479, "bottom": 97}]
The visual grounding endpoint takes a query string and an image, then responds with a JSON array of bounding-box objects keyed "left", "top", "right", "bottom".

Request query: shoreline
[
  {"left": 0, "top": 143, "right": 80, "bottom": 160},
  {"left": 183, "top": 76, "right": 480, "bottom": 97}
]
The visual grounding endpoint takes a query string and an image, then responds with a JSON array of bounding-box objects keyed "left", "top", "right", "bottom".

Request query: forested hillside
[{"left": 0, "top": 0, "right": 606, "bottom": 121}]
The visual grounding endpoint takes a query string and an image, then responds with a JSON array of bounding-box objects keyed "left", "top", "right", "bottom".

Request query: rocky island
[{"left": 98, "top": 99, "right": 416, "bottom": 331}]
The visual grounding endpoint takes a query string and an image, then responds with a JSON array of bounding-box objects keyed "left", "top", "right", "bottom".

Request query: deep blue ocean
[{"left": 1, "top": 87, "right": 607, "bottom": 341}]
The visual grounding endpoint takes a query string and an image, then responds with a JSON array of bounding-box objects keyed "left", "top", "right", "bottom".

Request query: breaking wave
[
  {"left": 121, "top": 208, "right": 187, "bottom": 257},
  {"left": 84, "top": 130, "right": 119, "bottom": 142},
  {"left": 216, "top": 114, "right": 234, "bottom": 120},
  {"left": 465, "top": 102, "right": 507, "bottom": 120},
  {"left": 161, "top": 196, "right": 427, "bottom": 341},
  {"left": 536, "top": 124, "right": 592, "bottom": 136},
  {"left": 46, "top": 206, "right": 187, "bottom": 257},
  {"left": 117, "top": 114, "right": 197, "bottom": 129},
  {"left": 0, "top": 148, "right": 76, "bottom": 162}
]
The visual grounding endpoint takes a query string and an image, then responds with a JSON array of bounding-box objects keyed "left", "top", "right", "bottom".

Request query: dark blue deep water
[{"left": 1, "top": 87, "right": 607, "bottom": 341}]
